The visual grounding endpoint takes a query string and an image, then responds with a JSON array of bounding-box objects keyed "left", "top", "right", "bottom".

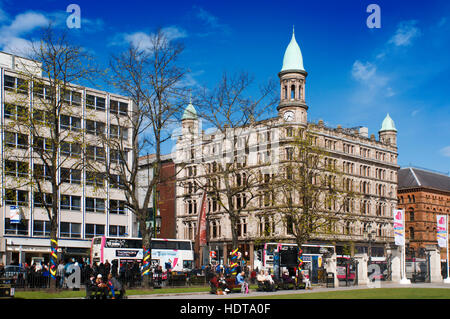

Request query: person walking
[
  {"left": 236, "top": 271, "right": 249, "bottom": 294},
  {"left": 57, "top": 261, "right": 65, "bottom": 288}
]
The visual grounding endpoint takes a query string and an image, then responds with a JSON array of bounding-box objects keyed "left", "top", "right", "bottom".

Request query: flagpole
[
  {"left": 445, "top": 215, "right": 450, "bottom": 283},
  {"left": 400, "top": 209, "right": 411, "bottom": 284}
]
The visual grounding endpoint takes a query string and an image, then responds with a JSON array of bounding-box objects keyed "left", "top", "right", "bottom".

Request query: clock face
[{"left": 284, "top": 111, "right": 294, "bottom": 122}]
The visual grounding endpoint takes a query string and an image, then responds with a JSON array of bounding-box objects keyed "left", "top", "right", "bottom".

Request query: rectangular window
[
  {"left": 5, "top": 131, "right": 28, "bottom": 149},
  {"left": 60, "top": 195, "right": 81, "bottom": 211},
  {"left": 110, "top": 174, "right": 125, "bottom": 189},
  {"left": 5, "top": 189, "right": 28, "bottom": 206},
  {"left": 33, "top": 164, "right": 53, "bottom": 181},
  {"left": 110, "top": 200, "right": 126, "bottom": 215},
  {"left": 5, "top": 218, "right": 28, "bottom": 236},
  {"left": 86, "top": 171, "right": 104, "bottom": 187},
  {"left": 109, "top": 149, "right": 128, "bottom": 165},
  {"left": 5, "top": 160, "right": 28, "bottom": 178},
  {"left": 4, "top": 75, "right": 28, "bottom": 94},
  {"left": 86, "top": 94, "right": 105, "bottom": 112},
  {"left": 85, "top": 197, "right": 105, "bottom": 213},
  {"left": 85, "top": 120, "right": 105, "bottom": 136},
  {"left": 109, "top": 225, "right": 127, "bottom": 237},
  {"left": 61, "top": 115, "right": 81, "bottom": 131},
  {"left": 110, "top": 100, "right": 129, "bottom": 116},
  {"left": 61, "top": 168, "right": 82, "bottom": 184},
  {"left": 60, "top": 222, "right": 81, "bottom": 238},
  {"left": 85, "top": 224, "right": 105, "bottom": 238},
  {"left": 4, "top": 103, "right": 28, "bottom": 120},
  {"left": 4, "top": 75, "right": 16, "bottom": 90},
  {"left": 33, "top": 220, "right": 51, "bottom": 237},
  {"left": 60, "top": 142, "right": 81, "bottom": 157},
  {"left": 33, "top": 192, "right": 53, "bottom": 208},
  {"left": 86, "top": 145, "right": 105, "bottom": 162}
]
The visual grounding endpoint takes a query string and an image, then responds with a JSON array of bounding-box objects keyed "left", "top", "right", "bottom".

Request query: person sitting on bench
[
  {"left": 85, "top": 276, "right": 97, "bottom": 299},
  {"left": 107, "top": 273, "right": 124, "bottom": 299},
  {"left": 264, "top": 271, "right": 275, "bottom": 291},
  {"left": 282, "top": 271, "right": 295, "bottom": 287},
  {"left": 257, "top": 270, "right": 266, "bottom": 290}
]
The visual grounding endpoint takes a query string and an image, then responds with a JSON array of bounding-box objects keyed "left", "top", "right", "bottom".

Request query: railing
[{"left": 9, "top": 271, "right": 210, "bottom": 290}]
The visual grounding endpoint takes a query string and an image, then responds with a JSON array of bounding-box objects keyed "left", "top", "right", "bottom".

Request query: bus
[
  {"left": 257, "top": 242, "right": 334, "bottom": 270},
  {"left": 90, "top": 236, "right": 194, "bottom": 272}
]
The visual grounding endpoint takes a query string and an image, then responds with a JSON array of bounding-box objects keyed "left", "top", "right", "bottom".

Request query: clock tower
[{"left": 278, "top": 27, "right": 308, "bottom": 126}]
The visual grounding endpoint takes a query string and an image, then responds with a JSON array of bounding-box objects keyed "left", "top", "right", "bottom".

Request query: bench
[{"left": 209, "top": 277, "right": 245, "bottom": 294}]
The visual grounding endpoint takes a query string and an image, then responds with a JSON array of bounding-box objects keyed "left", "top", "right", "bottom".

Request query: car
[{"left": 4, "top": 265, "right": 27, "bottom": 281}]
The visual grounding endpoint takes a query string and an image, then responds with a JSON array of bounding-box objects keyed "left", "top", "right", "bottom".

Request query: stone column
[
  {"left": 427, "top": 245, "right": 443, "bottom": 283},
  {"left": 355, "top": 253, "right": 369, "bottom": 285},
  {"left": 324, "top": 253, "right": 339, "bottom": 288},
  {"left": 390, "top": 246, "right": 402, "bottom": 282}
]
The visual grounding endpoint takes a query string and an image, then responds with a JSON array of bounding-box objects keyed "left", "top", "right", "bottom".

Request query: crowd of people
[
  {"left": 4, "top": 258, "right": 145, "bottom": 290},
  {"left": 208, "top": 263, "right": 312, "bottom": 294}
]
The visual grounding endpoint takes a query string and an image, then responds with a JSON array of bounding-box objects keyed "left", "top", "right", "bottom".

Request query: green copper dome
[
  {"left": 281, "top": 26, "right": 305, "bottom": 72},
  {"left": 182, "top": 98, "right": 197, "bottom": 121},
  {"left": 380, "top": 113, "right": 397, "bottom": 132}
]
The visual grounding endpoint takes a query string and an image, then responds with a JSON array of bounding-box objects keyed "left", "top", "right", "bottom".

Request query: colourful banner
[
  {"left": 393, "top": 209, "right": 405, "bottom": 246},
  {"left": 437, "top": 215, "right": 448, "bottom": 248},
  {"left": 197, "top": 191, "right": 208, "bottom": 246}
]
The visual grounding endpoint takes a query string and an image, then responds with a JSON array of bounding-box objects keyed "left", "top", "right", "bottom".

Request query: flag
[
  {"left": 197, "top": 191, "right": 208, "bottom": 246},
  {"left": 437, "top": 215, "right": 448, "bottom": 248},
  {"left": 393, "top": 209, "right": 405, "bottom": 246}
]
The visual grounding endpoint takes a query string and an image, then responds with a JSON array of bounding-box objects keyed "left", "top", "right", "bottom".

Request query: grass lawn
[
  {"left": 243, "top": 288, "right": 450, "bottom": 299},
  {"left": 14, "top": 286, "right": 211, "bottom": 299}
]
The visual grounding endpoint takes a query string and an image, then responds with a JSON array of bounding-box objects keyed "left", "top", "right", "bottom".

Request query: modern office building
[{"left": 0, "top": 51, "right": 135, "bottom": 265}]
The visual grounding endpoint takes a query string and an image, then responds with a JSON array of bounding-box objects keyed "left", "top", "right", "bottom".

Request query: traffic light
[{"left": 256, "top": 250, "right": 262, "bottom": 261}]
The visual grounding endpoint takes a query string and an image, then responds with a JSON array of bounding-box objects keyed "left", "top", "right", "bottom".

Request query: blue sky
[{"left": 0, "top": 0, "right": 449, "bottom": 173}]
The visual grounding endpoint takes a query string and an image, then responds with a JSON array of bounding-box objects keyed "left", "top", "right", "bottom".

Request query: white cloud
[
  {"left": 351, "top": 60, "right": 377, "bottom": 82},
  {"left": 440, "top": 146, "right": 450, "bottom": 157},
  {"left": 388, "top": 20, "right": 421, "bottom": 47},
  {"left": 0, "top": 11, "right": 49, "bottom": 55},
  {"left": 117, "top": 26, "right": 188, "bottom": 52},
  {"left": 193, "top": 6, "right": 231, "bottom": 36}
]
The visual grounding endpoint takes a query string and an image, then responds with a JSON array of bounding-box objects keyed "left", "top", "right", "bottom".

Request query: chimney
[{"left": 359, "top": 127, "right": 369, "bottom": 138}]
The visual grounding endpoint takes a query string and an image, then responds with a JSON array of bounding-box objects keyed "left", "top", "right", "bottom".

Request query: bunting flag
[
  {"left": 437, "top": 215, "right": 448, "bottom": 248},
  {"left": 393, "top": 209, "right": 405, "bottom": 246},
  {"left": 49, "top": 238, "right": 58, "bottom": 279}
]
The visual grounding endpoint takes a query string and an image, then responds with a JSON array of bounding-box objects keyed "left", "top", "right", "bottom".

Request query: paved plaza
[{"left": 125, "top": 282, "right": 450, "bottom": 299}]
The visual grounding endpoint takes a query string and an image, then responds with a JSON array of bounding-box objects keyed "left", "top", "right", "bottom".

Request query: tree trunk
[
  {"left": 139, "top": 213, "right": 152, "bottom": 288},
  {"left": 49, "top": 226, "right": 58, "bottom": 290}
]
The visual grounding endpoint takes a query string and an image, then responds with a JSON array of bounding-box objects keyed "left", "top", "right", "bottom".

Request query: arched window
[
  {"left": 409, "top": 208, "right": 414, "bottom": 221},
  {"left": 291, "top": 85, "right": 295, "bottom": 100}
]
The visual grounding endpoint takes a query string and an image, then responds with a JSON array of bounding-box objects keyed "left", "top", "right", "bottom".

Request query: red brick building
[
  {"left": 138, "top": 154, "right": 176, "bottom": 239},
  {"left": 398, "top": 167, "right": 450, "bottom": 260}
]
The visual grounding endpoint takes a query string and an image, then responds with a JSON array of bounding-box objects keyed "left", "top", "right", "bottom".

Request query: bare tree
[
  {"left": 269, "top": 127, "right": 358, "bottom": 251},
  {"left": 3, "top": 24, "right": 98, "bottom": 286},
  {"left": 105, "top": 29, "right": 186, "bottom": 281}
]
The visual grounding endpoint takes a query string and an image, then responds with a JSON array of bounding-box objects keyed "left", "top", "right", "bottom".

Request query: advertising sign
[
  {"left": 9, "top": 206, "right": 21, "bottom": 224},
  {"left": 437, "top": 215, "right": 448, "bottom": 248},
  {"left": 393, "top": 209, "right": 405, "bottom": 246}
]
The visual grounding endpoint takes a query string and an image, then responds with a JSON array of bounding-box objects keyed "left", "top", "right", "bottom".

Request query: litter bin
[{"left": 326, "top": 273, "right": 335, "bottom": 288}]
